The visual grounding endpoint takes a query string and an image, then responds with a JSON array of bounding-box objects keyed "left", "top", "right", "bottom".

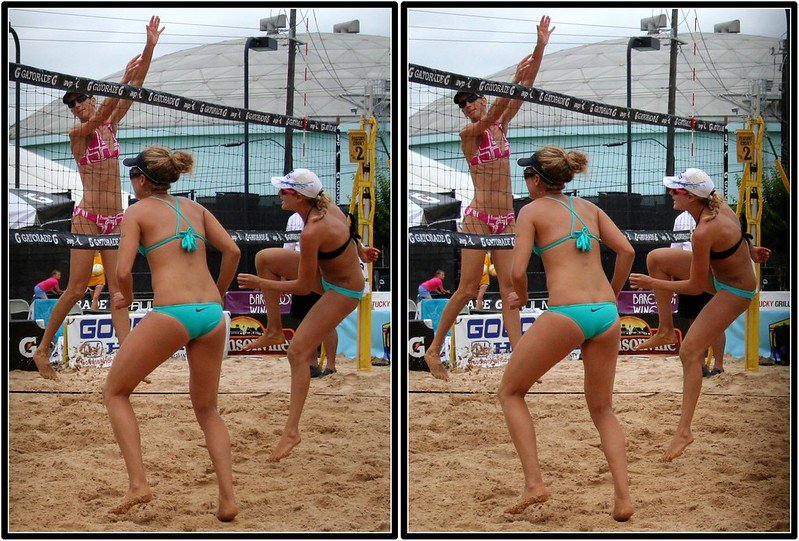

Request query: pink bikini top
[
  {"left": 78, "top": 121, "right": 119, "bottom": 165},
  {"left": 469, "top": 121, "right": 510, "bottom": 166}
]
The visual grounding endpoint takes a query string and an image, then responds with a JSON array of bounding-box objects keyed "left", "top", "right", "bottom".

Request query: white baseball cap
[
  {"left": 663, "top": 168, "right": 715, "bottom": 198},
  {"left": 271, "top": 168, "right": 323, "bottom": 198}
]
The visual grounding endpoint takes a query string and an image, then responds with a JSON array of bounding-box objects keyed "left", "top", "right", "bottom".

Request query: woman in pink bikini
[
  {"left": 424, "top": 15, "right": 554, "bottom": 380},
  {"left": 32, "top": 16, "right": 164, "bottom": 379}
]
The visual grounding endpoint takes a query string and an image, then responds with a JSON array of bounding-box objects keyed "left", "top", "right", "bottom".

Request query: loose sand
[
  {"left": 408, "top": 354, "right": 790, "bottom": 533},
  {"left": 9, "top": 355, "right": 391, "bottom": 534}
]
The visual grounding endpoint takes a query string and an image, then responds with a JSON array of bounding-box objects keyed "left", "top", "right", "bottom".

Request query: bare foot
[
  {"left": 613, "top": 498, "right": 634, "bottom": 522},
  {"left": 505, "top": 486, "right": 549, "bottom": 514},
  {"left": 424, "top": 349, "right": 449, "bottom": 381},
  {"left": 269, "top": 431, "right": 301, "bottom": 462},
  {"left": 242, "top": 329, "right": 285, "bottom": 351},
  {"left": 216, "top": 498, "right": 238, "bottom": 522},
  {"left": 32, "top": 348, "right": 58, "bottom": 380},
  {"left": 108, "top": 490, "right": 154, "bottom": 515},
  {"left": 661, "top": 432, "right": 694, "bottom": 462},
  {"left": 632, "top": 329, "right": 677, "bottom": 351}
]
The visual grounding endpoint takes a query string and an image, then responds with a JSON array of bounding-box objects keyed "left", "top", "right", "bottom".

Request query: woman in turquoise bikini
[
  {"left": 629, "top": 168, "right": 769, "bottom": 462},
  {"left": 499, "top": 146, "right": 636, "bottom": 521},
  {"left": 105, "top": 146, "right": 241, "bottom": 521},
  {"left": 237, "top": 168, "right": 377, "bottom": 462}
]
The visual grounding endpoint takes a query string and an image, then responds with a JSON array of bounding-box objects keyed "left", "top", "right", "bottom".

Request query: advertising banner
[{"left": 63, "top": 312, "right": 231, "bottom": 368}]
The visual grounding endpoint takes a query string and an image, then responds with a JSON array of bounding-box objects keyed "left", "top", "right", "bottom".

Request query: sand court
[
  {"left": 408, "top": 354, "right": 789, "bottom": 533},
  {"left": 9, "top": 355, "right": 391, "bottom": 533}
]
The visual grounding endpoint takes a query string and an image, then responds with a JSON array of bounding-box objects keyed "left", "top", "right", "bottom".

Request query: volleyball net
[
  {"left": 408, "top": 63, "right": 728, "bottom": 249},
  {"left": 8, "top": 63, "right": 340, "bottom": 248}
]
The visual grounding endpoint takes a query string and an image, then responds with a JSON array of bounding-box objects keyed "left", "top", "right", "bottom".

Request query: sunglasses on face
[
  {"left": 66, "top": 94, "right": 90, "bottom": 109},
  {"left": 456, "top": 94, "right": 480, "bottom": 109},
  {"left": 279, "top": 188, "right": 297, "bottom": 196},
  {"left": 129, "top": 168, "right": 144, "bottom": 180},
  {"left": 523, "top": 167, "right": 536, "bottom": 178}
]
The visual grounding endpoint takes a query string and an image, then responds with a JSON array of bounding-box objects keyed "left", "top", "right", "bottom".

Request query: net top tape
[
  {"left": 408, "top": 64, "right": 726, "bottom": 134},
  {"left": 10, "top": 63, "right": 338, "bottom": 134},
  {"left": 407, "top": 228, "right": 691, "bottom": 248},
  {"left": 9, "top": 229, "right": 301, "bottom": 249}
]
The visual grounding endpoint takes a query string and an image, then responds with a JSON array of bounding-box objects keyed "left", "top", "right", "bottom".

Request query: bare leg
[
  {"left": 663, "top": 293, "right": 749, "bottom": 461},
  {"left": 710, "top": 331, "right": 727, "bottom": 373},
  {"left": 243, "top": 248, "right": 302, "bottom": 350},
  {"left": 186, "top": 321, "right": 238, "bottom": 522},
  {"left": 633, "top": 248, "right": 692, "bottom": 351},
  {"left": 475, "top": 284, "right": 488, "bottom": 310},
  {"left": 272, "top": 290, "right": 358, "bottom": 461},
  {"left": 103, "top": 312, "right": 189, "bottom": 514},
  {"left": 491, "top": 247, "right": 522, "bottom": 348},
  {"left": 91, "top": 283, "right": 104, "bottom": 311},
  {"left": 581, "top": 321, "right": 634, "bottom": 521},
  {"left": 423, "top": 249, "right": 484, "bottom": 380},
  {"left": 319, "top": 329, "right": 338, "bottom": 372},
  {"left": 32, "top": 248, "right": 94, "bottom": 379},
  {"left": 498, "top": 312, "right": 583, "bottom": 514},
  {"left": 100, "top": 248, "right": 131, "bottom": 345}
]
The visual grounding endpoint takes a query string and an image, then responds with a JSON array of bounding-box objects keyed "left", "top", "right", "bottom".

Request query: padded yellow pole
[{"left": 347, "top": 116, "right": 377, "bottom": 371}]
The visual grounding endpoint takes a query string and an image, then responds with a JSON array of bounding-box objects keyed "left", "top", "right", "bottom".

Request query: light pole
[
  {"left": 243, "top": 36, "right": 277, "bottom": 198},
  {"left": 626, "top": 35, "right": 660, "bottom": 226},
  {"left": 9, "top": 23, "right": 20, "bottom": 189}
]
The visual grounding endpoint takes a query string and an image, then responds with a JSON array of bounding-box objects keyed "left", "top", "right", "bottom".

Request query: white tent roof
[
  {"left": 7, "top": 145, "right": 131, "bottom": 209},
  {"left": 407, "top": 150, "right": 474, "bottom": 212},
  {"left": 16, "top": 33, "right": 390, "bottom": 138},
  {"left": 411, "top": 33, "right": 782, "bottom": 136}
]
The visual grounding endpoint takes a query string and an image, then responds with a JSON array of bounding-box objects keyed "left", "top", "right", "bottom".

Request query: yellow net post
[
  {"left": 348, "top": 116, "right": 377, "bottom": 371},
  {"left": 734, "top": 116, "right": 764, "bottom": 371}
]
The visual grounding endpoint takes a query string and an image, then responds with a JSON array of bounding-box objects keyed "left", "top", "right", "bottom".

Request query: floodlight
[
  {"left": 260, "top": 14, "right": 288, "bottom": 34},
  {"left": 714, "top": 20, "right": 740, "bottom": 33}
]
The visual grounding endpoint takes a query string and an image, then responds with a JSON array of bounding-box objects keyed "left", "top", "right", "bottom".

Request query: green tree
[
  {"left": 373, "top": 171, "right": 391, "bottom": 262},
  {"left": 759, "top": 167, "right": 789, "bottom": 289}
]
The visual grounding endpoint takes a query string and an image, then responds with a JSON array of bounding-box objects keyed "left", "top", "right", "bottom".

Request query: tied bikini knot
[
  {"left": 179, "top": 228, "right": 199, "bottom": 252},
  {"left": 575, "top": 227, "right": 593, "bottom": 252}
]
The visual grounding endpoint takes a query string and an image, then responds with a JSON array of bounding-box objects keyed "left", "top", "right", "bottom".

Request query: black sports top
[
  {"left": 318, "top": 236, "right": 353, "bottom": 260},
  {"left": 709, "top": 234, "right": 745, "bottom": 260},
  {"left": 306, "top": 206, "right": 360, "bottom": 261}
]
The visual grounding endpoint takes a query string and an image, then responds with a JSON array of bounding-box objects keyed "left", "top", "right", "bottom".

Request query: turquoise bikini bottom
[
  {"left": 712, "top": 276, "right": 757, "bottom": 300},
  {"left": 547, "top": 302, "right": 619, "bottom": 340},
  {"left": 321, "top": 277, "right": 364, "bottom": 300},
  {"left": 151, "top": 302, "right": 224, "bottom": 340}
]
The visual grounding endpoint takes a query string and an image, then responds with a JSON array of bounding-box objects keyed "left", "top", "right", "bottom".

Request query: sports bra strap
[
  {"left": 533, "top": 196, "right": 600, "bottom": 255},
  {"left": 138, "top": 196, "right": 207, "bottom": 256}
]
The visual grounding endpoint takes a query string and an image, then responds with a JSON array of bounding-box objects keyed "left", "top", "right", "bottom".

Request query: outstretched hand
[
  {"left": 146, "top": 16, "right": 165, "bottom": 47},
  {"left": 536, "top": 15, "right": 555, "bottom": 47},
  {"left": 628, "top": 273, "right": 653, "bottom": 290},
  {"left": 360, "top": 245, "right": 381, "bottom": 263},
  {"left": 750, "top": 245, "right": 771, "bottom": 264},
  {"left": 121, "top": 54, "right": 143, "bottom": 84},
  {"left": 237, "top": 273, "right": 264, "bottom": 291}
]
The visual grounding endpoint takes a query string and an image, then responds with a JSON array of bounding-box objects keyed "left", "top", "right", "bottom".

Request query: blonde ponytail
[{"left": 309, "top": 191, "right": 331, "bottom": 222}]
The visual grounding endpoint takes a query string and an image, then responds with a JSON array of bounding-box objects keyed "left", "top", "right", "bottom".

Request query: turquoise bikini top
[
  {"left": 533, "top": 196, "right": 601, "bottom": 256},
  {"left": 138, "top": 196, "right": 207, "bottom": 256}
]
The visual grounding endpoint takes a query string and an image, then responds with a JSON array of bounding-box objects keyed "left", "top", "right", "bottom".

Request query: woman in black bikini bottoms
[{"left": 423, "top": 16, "right": 554, "bottom": 381}]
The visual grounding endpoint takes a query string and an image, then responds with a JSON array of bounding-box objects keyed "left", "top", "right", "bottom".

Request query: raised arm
[
  {"left": 497, "top": 15, "right": 555, "bottom": 125},
  {"left": 107, "top": 16, "right": 164, "bottom": 125}
]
